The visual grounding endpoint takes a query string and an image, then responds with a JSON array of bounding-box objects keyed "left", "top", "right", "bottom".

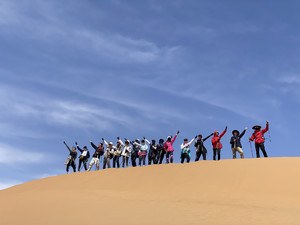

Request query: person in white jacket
[
  {"left": 180, "top": 136, "right": 197, "bottom": 163},
  {"left": 121, "top": 139, "right": 132, "bottom": 167},
  {"left": 113, "top": 137, "right": 123, "bottom": 168},
  {"left": 102, "top": 138, "right": 116, "bottom": 169},
  {"left": 138, "top": 139, "right": 149, "bottom": 166}
]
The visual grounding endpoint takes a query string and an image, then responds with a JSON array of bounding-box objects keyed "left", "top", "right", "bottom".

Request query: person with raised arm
[
  {"left": 137, "top": 138, "right": 148, "bottom": 166},
  {"left": 75, "top": 142, "right": 90, "bottom": 171},
  {"left": 63, "top": 141, "right": 77, "bottom": 174},
  {"left": 88, "top": 140, "right": 104, "bottom": 171},
  {"left": 113, "top": 137, "right": 123, "bottom": 168},
  {"left": 157, "top": 139, "right": 165, "bottom": 164},
  {"left": 180, "top": 136, "right": 197, "bottom": 163},
  {"left": 145, "top": 139, "right": 158, "bottom": 165},
  {"left": 131, "top": 139, "right": 141, "bottom": 167},
  {"left": 230, "top": 127, "right": 248, "bottom": 159},
  {"left": 164, "top": 131, "right": 180, "bottom": 163},
  {"left": 249, "top": 121, "right": 269, "bottom": 158},
  {"left": 194, "top": 133, "right": 213, "bottom": 161},
  {"left": 211, "top": 126, "right": 227, "bottom": 161},
  {"left": 102, "top": 138, "right": 116, "bottom": 169},
  {"left": 121, "top": 139, "right": 132, "bottom": 168}
]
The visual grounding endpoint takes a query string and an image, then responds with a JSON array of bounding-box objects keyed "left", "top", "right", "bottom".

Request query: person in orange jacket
[
  {"left": 249, "top": 121, "right": 269, "bottom": 158},
  {"left": 211, "top": 126, "right": 227, "bottom": 160}
]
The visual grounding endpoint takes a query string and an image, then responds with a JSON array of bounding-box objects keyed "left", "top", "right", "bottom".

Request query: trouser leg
[
  {"left": 113, "top": 156, "right": 116, "bottom": 168},
  {"left": 117, "top": 156, "right": 120, "bottom": 168},
  {"left": 236, "top": 147, "right": 244, "bottom": 159},
  {"left": 259, "top": 143, "right": 268, "bottom": 157},
  {"left": 232, "top": 148, "right": 237, "bottom": 159},
  {"left": 103, "top": 157, "right": 107, "bottom": 169},
  {"left": 181, "top": 154, "right": 184, "bottom": 163},
  {"left": 122, "top": 156, "right": 125, "bottom": 168},
  {"left": 83, "top": 159, "right": 88, "bottom": 170},
  {"left": 166, "top": 152, "right": 170, "bottom": 163},
  {"left": 78, "top": 159, "right": 82, "bottom": 171},
  {"left": 255, "top": 144, "right": 260, "bottom": 158},
  {"left": 132, "top": 155, "right": 136, "bottom": 167},
  {"left": 88, "top": 158, "right": 94, "bottom": 171},
  {"left": 187, "top": 155, "right": 190, "bottom": 163},
  {"left": 203, "top": 152, "right": 207, "bottom": 160},
  {"left": 126, "top": 157, "right": 129, "bottom": 167},
  {"left": 217, "top": 149, "right": 221, "bottom": 160},
  {"left": 143, "top": 155, "right": 146, "bottom": 165},
  {"left": 66, "top": 162, "right": 70, "bottom": 173},
  {"left": 170, "top": 152, "right": 173, "bottom": 163},
  {"left": 213, "top": 149, "right": 217, "bottom": 160},
  {"left": 96, "top": 158, "right": 100, "bottom": 170},
  {"left": 71, "top": 161, "right": 76, "bottom": 172},
  {"left": 195, "top": 151, "right": 200, "bottom": 161}
]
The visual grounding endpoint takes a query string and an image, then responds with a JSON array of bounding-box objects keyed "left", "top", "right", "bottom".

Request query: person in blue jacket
[{"left": 230, "top": 127, "right": 248, "bottom": 159}]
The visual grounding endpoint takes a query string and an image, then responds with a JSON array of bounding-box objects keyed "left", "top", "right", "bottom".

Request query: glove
[
  {"left": 117, "top": 137, "right": 120, "bottom": 140},
  {"left": 75, "top": 142, "right": 78, "bottom": 145},
  {"left": 89, "top": 140, "right": 92, "bottom": 143},
  {"left": 101, "top": 138, "right": 104, "bottom": 141},
  {"left": 225, "top": 126, "right": 227, "bottom": 130},
  {"left": 195, "top": 136, "right": 197, "bottom": 139},
  {"left": 143, "top": 136, "right": 146, "bottom": 140},
  {"left": 63, "top": 141, "right": 66, "bottom": 144},
  {"left": 266, "top": 120, "right": 269, "bottom": 124},
  {"left": 177, "top": 131, "right": 180, "bottom": 134}
]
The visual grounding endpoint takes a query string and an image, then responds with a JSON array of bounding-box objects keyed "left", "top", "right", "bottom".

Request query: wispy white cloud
[{"left": 0, "top": 143, "right": 44, "bottom": 165}]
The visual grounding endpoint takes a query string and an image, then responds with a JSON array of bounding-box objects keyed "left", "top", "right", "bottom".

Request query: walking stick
[{"left": 249, "top": 141, "right": 254, "bottom": 158}]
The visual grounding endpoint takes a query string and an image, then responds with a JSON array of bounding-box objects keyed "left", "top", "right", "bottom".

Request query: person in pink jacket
[{"left": 164, "top": 131, "right": 180, "bottom": 163}]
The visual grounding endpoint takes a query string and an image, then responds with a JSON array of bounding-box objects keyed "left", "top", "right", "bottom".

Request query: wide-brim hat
[
  {"left": 232, "top": 130, "right": 240, "bottom": 135},
  {"left": 252, "top": 125, "right": 261, "bottom": 130}
]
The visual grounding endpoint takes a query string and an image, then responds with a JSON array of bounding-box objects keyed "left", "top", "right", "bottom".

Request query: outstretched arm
[
  {"left": 219, "top": 126, "right": 227, "bottom": 139},
  {"left": 203, "top": 133, "right": 214, "bottom": 142},
  {"left": 90, "top": 141, "right": 98, "bottom": 150},
  {"left": 64, "top": 141, "right": 71, "bottom": 152},
  {"left": 239, "top": 127, "right": 248, "bottom": 138},
  {"left": 261, "top": 121, "right": 269, "bottom": 134}
]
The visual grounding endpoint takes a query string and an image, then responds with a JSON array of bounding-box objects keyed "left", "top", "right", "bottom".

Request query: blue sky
[{"left": 0, "top": 0, "right": 299, "bottom": 189}]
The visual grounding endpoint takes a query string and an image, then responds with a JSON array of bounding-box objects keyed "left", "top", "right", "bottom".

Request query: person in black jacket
[
  {"left": 131, "top": 139, "right": 140, "bottom": 167},
  {"left": 76, "top": 142, "right": 90, "bottom": 171},
  {"left": 64, "top": 141, "right": 77, "bottom": 174},
  {"left": 194, "top": 133, "right": 213, "bottom": 161},
  {"left": 230, "top": 127, "right": 248, "bottom": 159},
  {"left": 145, "top": 139, "right": 158, "bottom": 165},
  {"left": 88, "top": 140, "right": 104, "bottom": 171},
  {"left": 157, "top": 139, "right": 165, "bottom": 164}
]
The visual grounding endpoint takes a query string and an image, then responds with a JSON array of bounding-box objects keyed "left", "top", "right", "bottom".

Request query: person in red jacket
[
  {"left": 249, "top": 121, "right": 269, "bottom": 158},
  {"left": 211, "top": 126, "right": 227, "bottom": 160}
]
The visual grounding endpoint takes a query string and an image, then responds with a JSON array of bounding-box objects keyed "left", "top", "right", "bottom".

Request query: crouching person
[
  {"left": 102, "top": 138, "right": 116, "bottom": 169},
  {"left": 88, "top": 140, "right": 104, "bottom": 171},
  {"left": 64, "top": 141, "right": 77, "bottom": 174},
  {"left": 181, "top": 136, "right": 197, "bottom": 163},
  {"left": 230, "top": 127, "right": 248, "bottom": 159},
  {"left": 122, "top": 139, "right": 132, "bottom": 167},
  {"left": 76, "top": 142, "right": 90, "bottom": 171}
]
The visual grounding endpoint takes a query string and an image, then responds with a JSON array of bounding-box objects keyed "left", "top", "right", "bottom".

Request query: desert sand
[{"left": 1, "top": 157, "right": 300, "bottom": 225}]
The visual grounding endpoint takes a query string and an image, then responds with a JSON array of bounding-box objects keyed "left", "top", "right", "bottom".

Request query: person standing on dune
[
  {"left": 194, "top": 133, "right": 213, "bottom": 161},
  {"left": 249, "top": 121, "right": 269, "bottom": 158},
  {"left": 145, "top": 139, "right": 158, "bottom": 165},
  {"left": 102, "top": 138, "right": 116, "bottom": 169},
  {"left": 113, "top": 137, "right": 123, "bottom": 168},
  {"left": 131, "top": 139, "right": 141, "bottom": 167},
  {"left": 75, "top": 143, "right": 90, "bottom": 171},
  {"left": 157, "top": 139, "right": 165, "bottom": 164},
  {"left": 211, "top": 126, "right": 227, "bottom": 161},
  {"left": 164, "top": 131, "right": 180, "bottom": 163},
  {"left": 138, "top": 139, "right": 148, "bottom": 166},
  {"left": 121, "top": 139, "right": 132, "bottom": 167},
  {"left": 88, "top": 140, "right": 104, "bottom": 171},
  {"left": 180, "top": 136, "right": 197, "bottom": 163},
  {"left": 230, "top": 127, "right": 248, "bottom": 159},
  {"left": 63, "top": 141, "right": 77, "bottom": 174}
]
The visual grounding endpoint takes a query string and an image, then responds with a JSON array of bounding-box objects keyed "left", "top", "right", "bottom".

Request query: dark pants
[
  {"left": 122, "top": 156, "right": 129, "bottom": 167},
  {"left": 103, "top": 156, "right": 111, "bottom": 169},
  {"left": 139, "top": 155, "right": 146, "bottom": 166},
  {"left": 78, "top": 158, "right": 88, "bottom": 171},
  {"left": 113, "top": 155, "right": 120, "bottom": 168},
  {"left": 181, "top": 153, "right": 190, "bottom": 163},
  {"left": 255, "top": 143, "right": 268, "bottom": 158},
  {"left": 66, "top": 160, "right": 76, "bottom": 173},
  {"left": 158, "top": 151, "right": 165, "bottom": 164},
  {"left": 166, "top": 151, "right": 173, "bottom": 163},
  {"left": 131, "top": 153, "right": 137, "bottom": 167},
  {"left": 195, "top": 150, "right": 206, "bottom": 161},
  {"left": 213, "top": 149, "right": 221, "bottom": 161}
]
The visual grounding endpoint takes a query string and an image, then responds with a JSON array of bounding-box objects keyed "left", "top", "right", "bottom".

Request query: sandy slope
[{"left": 1, "top": 157, "right": 300, "bottom": 225}]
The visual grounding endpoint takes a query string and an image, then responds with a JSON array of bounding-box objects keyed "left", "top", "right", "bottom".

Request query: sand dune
[{"left": 1, "top": 157, "right": 300, "bottom": 225}]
